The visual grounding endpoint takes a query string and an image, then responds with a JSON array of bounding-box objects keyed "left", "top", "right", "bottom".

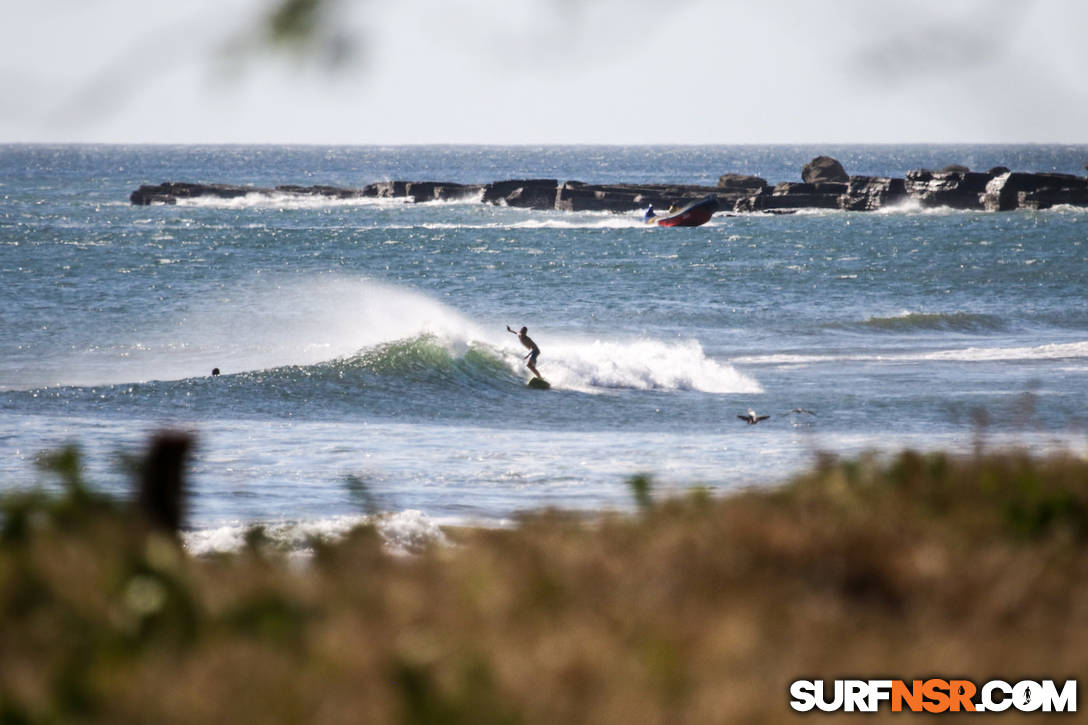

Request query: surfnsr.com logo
[{"left": 790, "top": 679, "right": 1077, "bottom": 713}]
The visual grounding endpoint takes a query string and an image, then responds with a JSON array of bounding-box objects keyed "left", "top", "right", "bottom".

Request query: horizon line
[{"left": 4, "top": 140, "right": 1088, "bottom": 148}]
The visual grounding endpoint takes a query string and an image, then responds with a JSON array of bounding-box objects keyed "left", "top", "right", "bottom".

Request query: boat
[{"left": 644, "top": 195, "right": 719, "bottom": 227}]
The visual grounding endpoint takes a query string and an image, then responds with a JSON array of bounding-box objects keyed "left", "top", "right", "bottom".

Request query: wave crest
[
  {"left": 326, "top": 334, "right": 761, "bottom": 395},
  {"left": 313, "top": 333, "right": 762, "bottom": 396},
  {"left": 349, "top": 335, "right": 516, "bottom": 387}
]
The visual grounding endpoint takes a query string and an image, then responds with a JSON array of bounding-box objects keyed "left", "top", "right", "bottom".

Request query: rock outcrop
[
  {"left": 732, "top": 157, "right": 1088, "bottom": 213},
  {"left": 480, "top": 179, "right": 558, "bottom": 208},
  {"left": 130, "top": 155, "right": 1088, "bottom": 215},
  {"left": 130, "top": 181, "right": 480, "bottom": 206},
  {"left": 982, "top": 172, "right": 1088, "bottom": 211},
  {"left": 130, "top": 182, "right": 274, "bottom": 205},
  {"left": 383, "top": 181, "right": 484, "bottom": 203},
  {"left": 735, "top": 181, "right": 843, "bottom": 213},
  {"left": 717, "top": 174, "right": 768, "bottom": 192},
  {"left": 555, "top": 182, "right": 745, "bottom": 213},
  {"left": 802, "top": 156, "right": 849, "bottom": 184},
  {"left": 903, "top": 169, "right": 997, "bottom": 209},
  {"left": 838, "top": 176, "right": 908, "bottom": 211}
]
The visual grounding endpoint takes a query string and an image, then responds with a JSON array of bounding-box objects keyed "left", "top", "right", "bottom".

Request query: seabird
[{"left": 738, "top": 409, "right": 770, "bottom": 424}]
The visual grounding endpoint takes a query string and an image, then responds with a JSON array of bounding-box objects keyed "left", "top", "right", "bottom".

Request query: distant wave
[
  {"left": 830, "top": 311, "right": 1009, "bottom": 334},
  {"left": 733, "top": 340, "right": 1088, "bottom": 366}
]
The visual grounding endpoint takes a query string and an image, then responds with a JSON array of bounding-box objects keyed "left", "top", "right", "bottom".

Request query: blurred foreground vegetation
[{"left": 2, "top": 435, "right": 1087, "bottom": 723}]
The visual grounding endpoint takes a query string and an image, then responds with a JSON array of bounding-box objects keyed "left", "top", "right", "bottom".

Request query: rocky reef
[{"left": 130, "top": 156, "right": 1088, "bottom": 214}]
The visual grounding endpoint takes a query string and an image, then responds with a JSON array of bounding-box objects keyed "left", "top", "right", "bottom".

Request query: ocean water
[{"left": 2, "top": 144, "right": 1087, "bottom": 551}]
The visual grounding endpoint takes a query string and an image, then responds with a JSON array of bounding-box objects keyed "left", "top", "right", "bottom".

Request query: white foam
[
  {"left": 918, "top": 341, "right": 1088, "bottom": 362},
  {"left": 182, "top": 509, "right": 449, "bottom": 557},
  {"left": 375, "top": 509, "right": 450, "bottom": 555},
  {"left": 733, "top": 340, "right": 1088, "bottom": 366},
  {"left": 376, "top": 217, "right": 645, "bottom": 230},
  {"left": 515, "top": 337, "right": 763, "bottom": 394},
  {"left": 1041, "top": 204, "right": 1088, "bottom": 215},
  {"left": 174, "top": 192, "right": 405, "bottom": 210},
  {"left": 183, "top": 523, "right": 248, "bottom": 556},
  {"left": 872, "top": 199, "right": 988, "bottom": 216},
  {"left": 510, "top": 216, "right": 646, "bottom": 229},
  {"left": 183, "top": 515, "right": 362, "bottom": 556}
]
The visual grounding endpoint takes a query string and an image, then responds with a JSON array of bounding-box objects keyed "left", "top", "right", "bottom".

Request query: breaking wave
[
  {"left": 319, "top": 333, "right": 761, "bottom": 395},
  {"left": 14, "top": 274, "right": 758, "bottom": 396}
]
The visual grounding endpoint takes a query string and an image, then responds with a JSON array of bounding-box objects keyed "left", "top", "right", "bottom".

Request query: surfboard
[{"left": 527, "top": 377, "right": 551, "bottom": 390}]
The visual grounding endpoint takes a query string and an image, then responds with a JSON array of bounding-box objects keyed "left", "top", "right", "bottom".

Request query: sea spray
[{"left": 17, "top": 276, "right": 487, "bottom": 388}]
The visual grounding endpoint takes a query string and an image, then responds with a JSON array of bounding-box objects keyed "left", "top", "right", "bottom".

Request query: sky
[{"left": 2, "top": 0, "right": 1087, "bottom": 144}]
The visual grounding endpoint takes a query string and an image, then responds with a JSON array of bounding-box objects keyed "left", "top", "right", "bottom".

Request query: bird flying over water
[
  {"left": 737, "top": 408, "right": 817, "bottom": 425},
  {"left": 738, "top": 409, "right": 770, "bottom": 424}
]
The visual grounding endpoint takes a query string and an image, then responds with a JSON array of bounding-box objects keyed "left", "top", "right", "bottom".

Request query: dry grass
[{"left": 2, "top": 442, "right": 1087, "bottom": 723}]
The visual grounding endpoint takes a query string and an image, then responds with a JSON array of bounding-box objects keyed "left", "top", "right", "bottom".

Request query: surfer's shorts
[{"left": 528, "top": 350, "right": 540, "bottom": 365}]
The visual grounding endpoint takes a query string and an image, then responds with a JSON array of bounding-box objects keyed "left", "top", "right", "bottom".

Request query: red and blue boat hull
[{"left": 648, "top": 195, "right": 719, "bottom": 227}]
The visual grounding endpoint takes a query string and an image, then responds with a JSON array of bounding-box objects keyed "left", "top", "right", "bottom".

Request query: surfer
[
  {"left": 506, "top": 325, "right": 542, "bottom": 378},
  {"left": 643, "top": 204, "right": 656, "bottom": 222}
]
